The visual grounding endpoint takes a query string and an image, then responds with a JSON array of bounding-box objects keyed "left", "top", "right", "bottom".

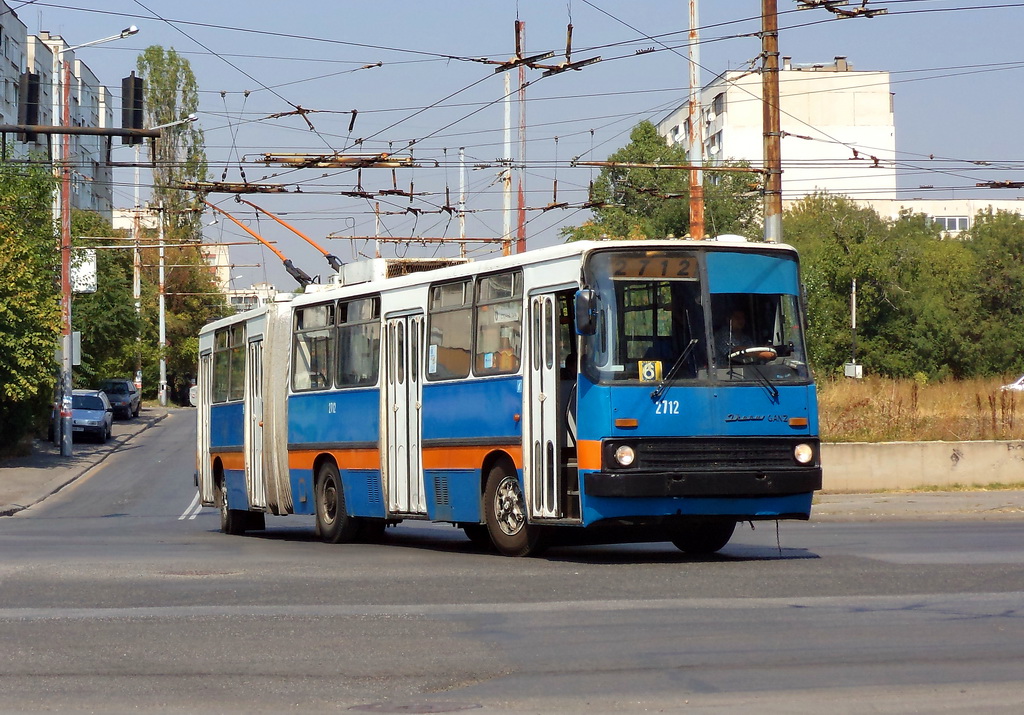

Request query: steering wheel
[{"left": 727, "top": 345, "right": 778, "bottom": 365}]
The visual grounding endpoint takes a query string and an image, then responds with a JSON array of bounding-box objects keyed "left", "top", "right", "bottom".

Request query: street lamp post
[{"left": 55, "top": 26, "right": 139, "bottom": 457}]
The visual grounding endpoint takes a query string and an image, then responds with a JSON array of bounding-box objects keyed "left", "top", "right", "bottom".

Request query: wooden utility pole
[
  {"left": 687, "top": 0, "right": 705, "bottom": 239},
  {"left": 762, "top": 0, "right": 783, "bottom": 243}
]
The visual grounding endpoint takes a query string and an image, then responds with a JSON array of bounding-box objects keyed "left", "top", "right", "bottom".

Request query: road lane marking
[
  {"left": 178, "top": 491, "right": 202, "bottom": 520},
  {"left": 0, "top": 592, "right": 1020, "bottom": 622}
]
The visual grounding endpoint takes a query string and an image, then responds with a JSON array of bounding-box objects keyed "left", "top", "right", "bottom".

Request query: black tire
[
  {"left": 484, "top": 464, "right": 546, "bottom": 557},
  {"left": 244, "top": 511, "right": 266, "bottom": 532},
  {"left": 462, "top": 523, "right": 494, "bottom": 551},
  {"left": 315, "top": 462, "right": 361, "bottom": 544},
  {"left": 217, "top": 478, "right": 246, "bottom": 535},
  {"left": 671, "top": 521, "right": 736, "bottom": 554},
  {"left": 132, "top": 404, "right": 140, "bottom": 418},
  {"left": 358, "top": 518, "right": 388, "bottom": 543}
]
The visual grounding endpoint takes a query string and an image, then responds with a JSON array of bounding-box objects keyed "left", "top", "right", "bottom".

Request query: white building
[
  {"left": 851, "top": 198, "right": 1024, "bottom": 236},
  {"left": 34, "top": 30, "right": 115, "bottom": 221},
  {"left": 658, "top": 56, "right": 896, "bottom": 201},
  {"left": 1, "top": 2, "right": 121, "bottom": 221},
  {"left": 0, "top": 6, "right": 27, "bottom": 131},
  {"left": 658, "top": 55, "right": 1024, "bottom": 232}
]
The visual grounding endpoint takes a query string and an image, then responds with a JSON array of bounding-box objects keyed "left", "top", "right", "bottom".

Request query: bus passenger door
[
  {"left": 197, "top": 352, "right": 214, "bottom": 504},
  {"left": 525, "top": 295, "right": 560, "bottom": 518},
  {"left": 384, "top": 314, "right": 426, "bottom": 514},
  {"left": 244, "top": 338, "right": 266, "bottom": 509}
]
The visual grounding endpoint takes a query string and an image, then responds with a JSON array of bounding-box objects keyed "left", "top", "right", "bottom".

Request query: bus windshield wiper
[
  {"left": 651, "top": 338, "right": 699, "bottom": 402},
  {"left": 752, "top": 364, "right": 780, "bottom": 403}
]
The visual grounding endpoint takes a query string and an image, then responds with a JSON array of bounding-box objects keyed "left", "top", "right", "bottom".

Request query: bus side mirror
[{"left": 574, "top": 289, "right": 597, "bottom": 336}]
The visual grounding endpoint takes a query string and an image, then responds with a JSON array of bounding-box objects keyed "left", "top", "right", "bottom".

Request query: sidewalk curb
[{"left": 0, "top": 411, "right": 169, "bottom": 518}]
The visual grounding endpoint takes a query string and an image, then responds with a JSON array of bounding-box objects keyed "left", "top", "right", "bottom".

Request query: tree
[
  {"left": 561, "top": 120, "right": 762, "bottom": 241},
  {"left": 135, "top": 46, "right": 226, "bottom": 402},
  {"left": 0, "top": 159, "right": 59, "bottom": 447},
  {"left": 139, "top": 240, "right": 229, "bottom": 402},
  {"left": 961, "top": 209, "right": 1024, "bottom": 376},
  {"left": 71, "top": 210, "right": 143, "bottom": 387},
  {"left": 137, "top": 46, "right": 207, "bottom": 239},
  {"left": 784, "top": 195, "right": 979, "bottom": 380}
]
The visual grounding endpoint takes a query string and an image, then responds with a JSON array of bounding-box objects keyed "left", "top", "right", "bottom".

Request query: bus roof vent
[
  {"left": 339, "top": 257, "right": 470, "bottom": 286},
  {"left": 385, "top": 257, "right": 469, "bottom": 278}
]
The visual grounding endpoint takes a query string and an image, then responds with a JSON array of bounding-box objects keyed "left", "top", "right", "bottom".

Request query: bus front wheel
[
  {"left": 671, "top": 521, "right": 736, "bottom": 554},
  {"left": 484, "top": 465, "right": 545, "bottom": 557},
  {"left": 316, "top": 462, "right": 360, "bottom": 544}
]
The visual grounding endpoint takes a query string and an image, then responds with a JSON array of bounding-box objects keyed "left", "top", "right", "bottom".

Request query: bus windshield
[
  {"left": 709, "top": 292, "right": 810, "bottom": 383},
  {"left": 581, "top": 248, "right": 810, "bottom": 385},
  {"left": 581, "top": 249, "right": 707, "bottom": 383}
]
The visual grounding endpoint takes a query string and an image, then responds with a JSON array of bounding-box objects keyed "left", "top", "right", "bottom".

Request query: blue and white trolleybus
[{"left": 196, "top": 238, "right": 821, "bottom": 556}]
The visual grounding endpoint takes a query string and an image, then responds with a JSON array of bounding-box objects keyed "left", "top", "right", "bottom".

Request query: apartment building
[
  {"left": 658, "top": 56, "right": 897, "bottom": 201},
  {"left": 658, "top": 55, "right": 1023, "bottom": 233},
  {"left": 0, "top": 0, "right": 118, "bottom": 220}
]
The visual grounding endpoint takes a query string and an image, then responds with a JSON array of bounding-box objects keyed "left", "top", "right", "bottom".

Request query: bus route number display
[{"left": 611, "top": 254, "right": 697, "bottom": 279}]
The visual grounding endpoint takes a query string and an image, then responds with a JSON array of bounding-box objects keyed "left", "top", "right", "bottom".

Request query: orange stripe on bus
[
  {"left": 577, "top": 440, "right": 602, "bottom": 471},
  {"left": 211, "top": 452, "right": 245, "bottom": 471},
  {"left": 422, "top": 444, "right": 522, "bottom": 471},
  {"left": 286, "top": 444, "right": 523, "bottom": 472},
  {"left": 288, "top": 448, "right": 380, "bottom": 471}
]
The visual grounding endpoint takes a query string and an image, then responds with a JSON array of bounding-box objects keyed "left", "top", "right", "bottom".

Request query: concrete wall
[{"left": 822, "top": 441, "right": 1024, "bottom": 493}]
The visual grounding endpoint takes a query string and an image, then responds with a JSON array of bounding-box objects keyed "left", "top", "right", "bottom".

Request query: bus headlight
[
  {"left": 793, "top": 443, "right": 814, "bottom": 464},
  {"left": 614, "top": 445, "right": 636, "bottom": 467}
]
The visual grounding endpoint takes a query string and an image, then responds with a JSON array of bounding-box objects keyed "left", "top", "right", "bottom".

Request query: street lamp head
[
  {"left": 121, "top": 26, "right": 140, "bottom": 38},
  {"left": 149, "top": 114, "right": 200, "bottom": 131}
]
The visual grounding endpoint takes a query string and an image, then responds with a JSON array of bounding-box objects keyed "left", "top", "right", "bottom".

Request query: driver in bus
[{"left": 714, "top": 308, "right": 752, "bottom": 363}]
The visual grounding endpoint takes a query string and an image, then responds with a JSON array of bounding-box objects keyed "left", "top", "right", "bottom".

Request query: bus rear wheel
[
  {"left": 316, "top": 462, "right": 360, "bottom": 544},
  {"left": 671, "top": 521, "right": 736, "bottom": 554},
  {"left": 484, "top": 465, "right": 545, "bottom": 557}
]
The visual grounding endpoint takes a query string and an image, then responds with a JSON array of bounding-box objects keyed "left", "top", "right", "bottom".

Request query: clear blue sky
[{"left": 15, "top": 0, "right": 1024, "bottom": 287}]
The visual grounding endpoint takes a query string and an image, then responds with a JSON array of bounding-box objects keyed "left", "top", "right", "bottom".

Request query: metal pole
[
  {"left": 851, "top": 278, "right": 858, "bottom": 363},
  {"left": 158, "top": 201, "right": 167, "bottom": 406},
  {"left": 687, "top": 0, "right": 705, "bottom": 240},
  {"left": 458, "top": 146, "right": 467, "bottom": 259},
  {"left": 762, "top": 0, "right": 783, "bottom": 243},
  {"left": 502, "top": 72, "right": 512, "bottom": 256},
  {"left": 58, "top": 56, "right": 73, "bottom": 457},
  {"left": 516, "top": 20, "right": 527, "bottom": 254},
  {"left": 374, "top": 201, "right": 381, "bottom": 258},
  {"left": 133, "top": 143, "right": 143, "bottom": 392}
]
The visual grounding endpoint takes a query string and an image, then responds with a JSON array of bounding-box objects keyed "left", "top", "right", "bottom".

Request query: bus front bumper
[{"left": 583, "top": 468, "right": 822, "bottom": 498}]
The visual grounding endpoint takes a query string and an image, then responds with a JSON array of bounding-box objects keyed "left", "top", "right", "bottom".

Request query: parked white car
[{"left": 1000, "top": 375, "right": 1024, "bottom": 392}]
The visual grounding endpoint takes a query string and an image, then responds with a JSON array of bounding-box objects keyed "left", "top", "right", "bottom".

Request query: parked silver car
[{"left": 71, "top": 389, "right": 113, "bottom": 443}]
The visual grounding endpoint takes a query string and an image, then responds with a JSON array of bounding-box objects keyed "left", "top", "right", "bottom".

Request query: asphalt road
[{"left": 1, "top": 411, "right": 1023, "bottom": 713}]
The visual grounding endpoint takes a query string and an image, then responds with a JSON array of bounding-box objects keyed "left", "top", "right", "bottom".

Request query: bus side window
[
  {"left": 212, "top": 328, "right": 230, "bottom": 403},
  {"left": 475, "top": 271, "right": 522, "bottom": 376},
  {"left": 427, "top": 280, "right": 472, "bottom": 380},
  {"left": 337, "top": 297, "right": 381, "bottom": 387},
  {"left": 292, "top": 303, "right": 336, "bottom": 391}
]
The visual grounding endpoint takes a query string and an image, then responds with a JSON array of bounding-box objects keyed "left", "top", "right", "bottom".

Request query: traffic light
[
  {"left": 17, "top": 72, "right": 40, "bottom": 142},
  {"left": 121, "top": 72, "right": 144, "bottom": 145}
]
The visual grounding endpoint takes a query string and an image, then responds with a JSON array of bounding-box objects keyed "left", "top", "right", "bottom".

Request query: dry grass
[{"left": 817, "top": 376, "right": 1024, "bottom": 442}]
